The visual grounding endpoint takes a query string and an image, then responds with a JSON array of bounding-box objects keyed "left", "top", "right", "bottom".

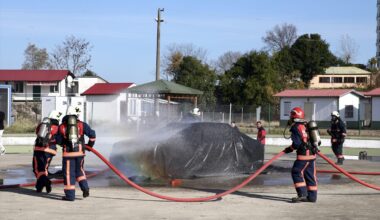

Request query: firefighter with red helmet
[
  {"left": 33, "top": 110, "right": 62, "bottom": 193},
  {"left": 283, "top": 107, "right": 318, "bottom": 203},
  {"left": 57, "top": 106, "right": 96, "bottom": 201}
]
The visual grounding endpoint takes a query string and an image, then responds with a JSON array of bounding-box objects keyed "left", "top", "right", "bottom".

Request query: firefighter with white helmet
[
  {"left": 57, "top": 105, "right": 96, "bottom": 201},
  {"left": 327, "top": 111, "right": 347, "bottom": 165},
  {"left": 32, "top": 110, "right": 62, "bottom": 193}
]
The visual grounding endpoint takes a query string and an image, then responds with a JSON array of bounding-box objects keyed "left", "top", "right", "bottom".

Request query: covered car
[{"left": 110, "top": 122, "right": 264, "bottom": 179}]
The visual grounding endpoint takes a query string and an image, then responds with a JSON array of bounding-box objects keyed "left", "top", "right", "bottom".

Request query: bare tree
[
  {"left": 50, "top": 36, "right": 92, "bottom": 76},
  {"left": 22, "top": 43, "right": 51, "bottom": 70},
  {"left": 162, "top": 43, "right": 207, "bottom": 79},
  {"left": 262, "top": 23, "right": 298, "bottom": 52},
  {"left": 214, "top": 51, "right": 242, "bottom": 74},
  {"left": 339, "top": 34, "right": 359, "bottom": 64}
]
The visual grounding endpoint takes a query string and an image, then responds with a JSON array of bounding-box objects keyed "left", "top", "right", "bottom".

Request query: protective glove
[{"left": 283, "top": 147, "right": 293, "bottom": 154}]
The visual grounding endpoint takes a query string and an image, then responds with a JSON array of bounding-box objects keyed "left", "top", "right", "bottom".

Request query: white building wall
[
  {"left": 77, "top": 77, "right": 107, "bottom": 94},
  {"left": 338, "top": 93, "right": 360, "bottom": 121},
  {"left": 86, "top": 95, "right": 119, "bottom": 124},
  {"left": 372, "top": 97, "right": 380, "bottom": 121},
  {"left": 279, "top": 97, "right": 337, "bottom": 121}
]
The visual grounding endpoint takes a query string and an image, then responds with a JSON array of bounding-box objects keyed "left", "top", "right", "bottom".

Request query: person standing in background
[
  {"left": 0, "top": 111, "right": 5, "bottom": 155},
  {"left": 256, "top": 121, "right": 266, "bottom": 146}
]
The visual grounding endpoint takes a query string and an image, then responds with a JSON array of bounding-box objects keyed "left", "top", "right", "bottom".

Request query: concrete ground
[{"left": 1, "top": 152, "right": 380, "bottom": 220}]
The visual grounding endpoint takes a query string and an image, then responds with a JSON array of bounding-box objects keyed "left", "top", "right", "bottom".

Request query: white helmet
[
  {"left": 67, "top": 106, "right": 81, "bottom": 116},
  {"left": 48, "top": 110, "right": 62, "bottom": 121},
  {"left": 331, "top": 111, "right": 340, "bottom": 117},
  {"left": 192, "top": 107, "right": 200, "bottom": 116}
]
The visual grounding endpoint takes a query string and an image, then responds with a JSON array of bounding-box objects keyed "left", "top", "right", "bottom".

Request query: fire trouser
[
  {"left": 62, "top": 156, "right": 89, "bottom": 200},
  {"left": 291, "top": 159, "right": 317, "bottom": 202},
  {"left": 32, "top": 151, "right": 54, "bottom": 190},
  {"left": 332, "top": 140, "right": 344, "bottom": 159}
]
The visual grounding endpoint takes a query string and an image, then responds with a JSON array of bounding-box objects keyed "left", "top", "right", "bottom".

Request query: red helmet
[{"left": 290, "top": 107, "right": 304, "bottom": 119}]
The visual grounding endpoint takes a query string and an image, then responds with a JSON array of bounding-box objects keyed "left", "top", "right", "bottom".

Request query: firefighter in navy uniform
[
  {"left": 327, "top": 111, "right": 347, "bottom": 165},
  {"left": 33, "top": 110, "right": 62, "bottom": 193},
  {"left": 283, "top": 107, "right": 318, "bottom": 203},
  {"left": 57, "top": 106, "right": 96, "bottom": 201}
]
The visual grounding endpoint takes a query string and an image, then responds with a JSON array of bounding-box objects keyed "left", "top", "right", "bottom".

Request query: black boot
[
  {"left": 83, "top": 189, "right": 89, "bottom": 198},
  {"left": 62, "top": 196, "right": 74, "bottom": 201},
  {"left": 336, "top": 158, "right": 343, "bottom": 165},
  {"left": 46, "top": 180, "right": 52, "bottom": 194},
  {"left": 291, "top": 196, "right": 309, "bottom": 203}
]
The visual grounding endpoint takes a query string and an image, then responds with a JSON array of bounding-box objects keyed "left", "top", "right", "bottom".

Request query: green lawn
[
  {"left": 3, "top": 145, "right": 34, "bottom": 154},
  {"left": 265, "top": 145, "right": 380, "bottom": 156}
]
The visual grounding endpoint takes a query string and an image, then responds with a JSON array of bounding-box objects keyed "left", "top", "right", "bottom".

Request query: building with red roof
[
  {"left": 0, "top": 70, "right": 75, "bottom": 101},
  {"left": 274, "top": 89, "right": 365, "bottom": 128},
  {"left": 81, "top": 82, "right": 136, "bottom": 124},
  {"left": 362, "top": 88, "right": 380, "bottom": 129}
]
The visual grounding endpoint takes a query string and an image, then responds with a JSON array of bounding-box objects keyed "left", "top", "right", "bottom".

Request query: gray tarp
[{"left": 110, "top": 122, "right": 264, "bottom": 179}]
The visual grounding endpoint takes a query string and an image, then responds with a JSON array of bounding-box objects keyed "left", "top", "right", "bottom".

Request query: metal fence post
[{"left": 268, "top": 104, "right": 271, "bottom": 133}]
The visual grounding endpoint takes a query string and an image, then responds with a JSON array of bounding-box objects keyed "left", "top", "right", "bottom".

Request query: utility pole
[
  {"left": 154, "top": 8, "right": 164, "bottom": 118},
  {"left": 155, "top": 8, "right": 164, "bottom": 81}
]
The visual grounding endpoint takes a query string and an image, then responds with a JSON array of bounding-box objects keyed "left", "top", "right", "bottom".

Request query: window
[
  {"left": 319, "top": 77, "right": 330, "bottom": 83},
  {"left": 345, "top": 105, "right": 354, "bottom": 118},
  {"left": 50, "top": 84, "right": 59, "bottom": 93},
  {"left": 344, "top": 77, "right": 355, "bottom": 83},
  {"left": 13, "top": 82, "right": 24, "bottom": 93},
  {"left": 332, "top": 77, "right": 342, "bottom": 83},
  {"left": 284, "top": 101, "right": 291, "bottom": 116},
  {"left": 356, "top": 77, "right": 367, "bottom": 83}
]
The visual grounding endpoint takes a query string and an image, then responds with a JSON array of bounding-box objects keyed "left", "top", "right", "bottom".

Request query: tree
[
  {"left": 172, "top": 56, "right": 217, "bottom": 110},
  {"left": 218, "top": 51, "right": 279, "bottom": 106},
  {"left": 214, "top": 51, "right": 242, "bottom": 75},
  {"left": 22, "top": 43, "right": 51, "bottom": 70},
  {"left": 368, "top": 57, "right": 378, "bottom": 72},
  {"left": 262, "top": 23, "right": 298, "bottom": 53},
  {"left": 339, "top": 34, "right": 359, "bottom": 64},
  {"left": 50, "top": 36, "right": 92, "bottom": 76},
  {"left": 290, "top": 34, "right": 338, "bottom": 85},
  {"left": 82, "top": 69, "right": 97, "bottom": 76},
  {"left": 163, "top": 43, "right": 207, "bottom": 79},
  {"left": 272, "top": 46, "right": 305, "bottom": 89}
]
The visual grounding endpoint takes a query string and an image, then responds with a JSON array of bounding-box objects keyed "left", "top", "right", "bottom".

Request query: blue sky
[{"left": 0, "top": 0, "right": 377, "bottom": 84}]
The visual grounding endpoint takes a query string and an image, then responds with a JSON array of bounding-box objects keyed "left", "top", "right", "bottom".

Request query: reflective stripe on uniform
[
  {"left": 34, "top": 146, "right": 57, "bottom": 155},
  {"left": 294, "top": 182, "right": 306, "bottom": 188},
  {"left": 307, "top": 186, "right": 318, "bottom": 191},
  {"left": 63, "top": 152, "right": 85, "bottom": 157},
  {"left": 297, "top": 155, "right": 316, "bottom": 160}
]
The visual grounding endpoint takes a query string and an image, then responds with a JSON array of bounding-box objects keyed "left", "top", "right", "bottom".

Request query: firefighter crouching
[
  {"left": 327, "top": 111, "right": 347, "bottom": 165},
  {"left": 33, "top": 110, "right": 62, "bottom": 193},
  {"left": 283, "top": 107, "right": 320, "bottom": 203},
  {"left": 57, "top": 106, "right": 96, "bottom": 201}
]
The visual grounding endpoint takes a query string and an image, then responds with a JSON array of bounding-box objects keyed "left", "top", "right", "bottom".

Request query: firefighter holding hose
[
  {"left": 33, "top": 110, "right": 62, "bottom": 193},
  {"left": 327, "top": 111, "right": 346, "bottom": 165},
  {"left": 57, "top": 106, "right": 96, "bottom": 201},
  {"left": 283, "top": 107, "right": 320, "bottom": 203}
]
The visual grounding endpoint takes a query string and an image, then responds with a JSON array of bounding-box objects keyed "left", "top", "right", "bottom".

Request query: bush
[{"left": 5, "top": 118, "right": 36, "bottom": 134}]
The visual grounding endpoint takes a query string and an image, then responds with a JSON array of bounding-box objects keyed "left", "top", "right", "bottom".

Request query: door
[
  {"left": 32, "top": 86, "right": 41, "bottom": 101},
  {"left": 364, "top": 103, "right": 372, "bottom": 127},
  {"left": 304, "top": 102, "right": 315, "bottom": 121}
]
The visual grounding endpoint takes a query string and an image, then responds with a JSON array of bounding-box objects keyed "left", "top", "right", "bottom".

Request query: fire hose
[
  {"left": 0, "top": 168, "right": 106, "bottom": 189},
  {"left": 316, "top": 152, "right": 380, "bottom": 191},
  {"left": 1, "top": 147, "right": 379, "bottom": 201}
]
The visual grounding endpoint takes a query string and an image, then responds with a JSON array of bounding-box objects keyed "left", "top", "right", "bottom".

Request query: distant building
[
  {"left": 81, "top": 83, "right": 136, "bottom": 124},
  {"left": 377, "top": 0, "right": 380, "bottom": 66},
  {"left": 363, "top": 88, "right": 380, "bottom": 129},
  {"left": 0, "top": 70, "right": 75, "bottom": 101},
  {"left": 274, "top": 89, "right": 365, "bottom": 128},
  {"left": 309, "top": 66, "right": 371, "bottom": 89}
]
